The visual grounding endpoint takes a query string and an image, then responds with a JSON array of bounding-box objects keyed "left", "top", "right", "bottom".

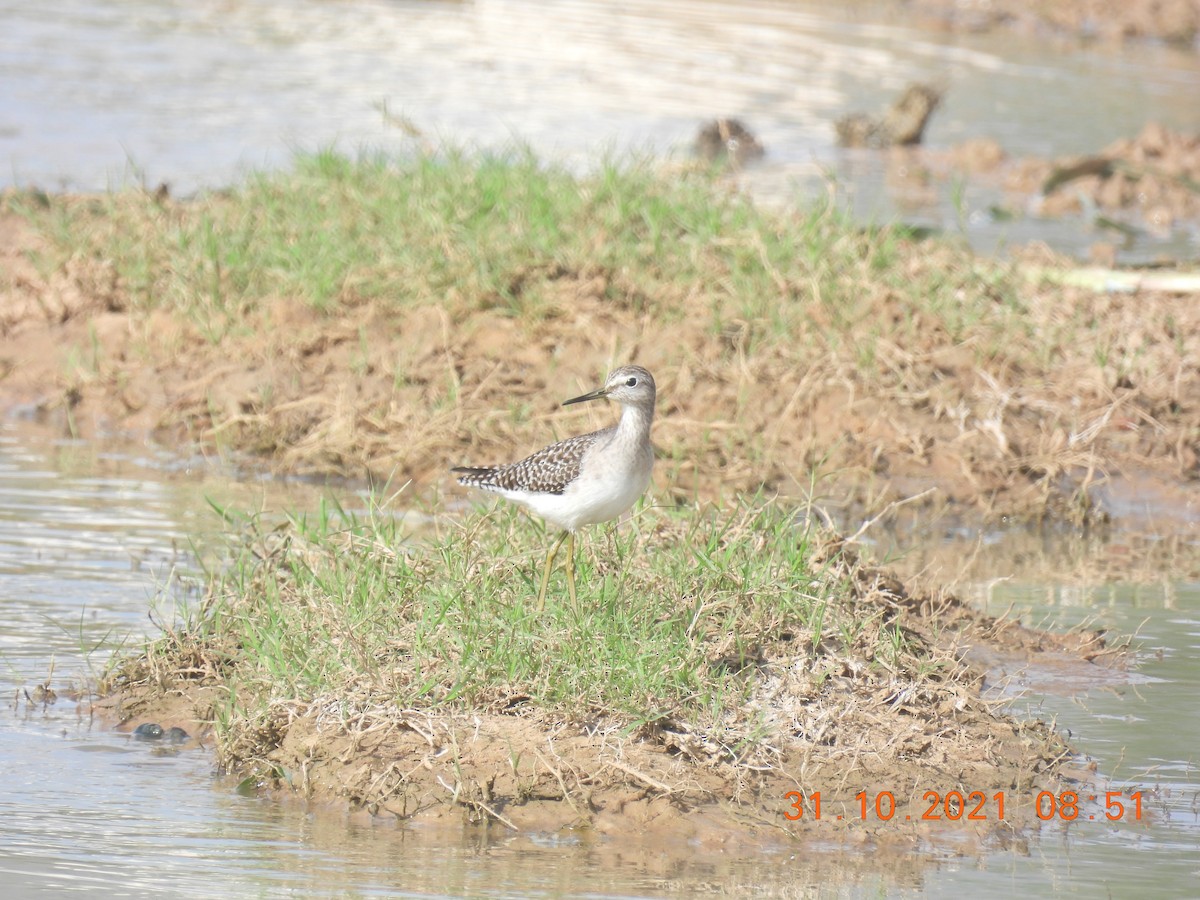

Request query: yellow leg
[
  {"left": 565, "top": 532, "right": 577, "bottom": 610},
  {"left": 536, "top": 531, "right": 569, "bottom": 612}
]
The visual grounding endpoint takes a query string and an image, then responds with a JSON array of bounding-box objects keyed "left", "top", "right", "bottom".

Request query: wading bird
[{"left": 452, "top": 366, "right": 657, "bottom": 610}]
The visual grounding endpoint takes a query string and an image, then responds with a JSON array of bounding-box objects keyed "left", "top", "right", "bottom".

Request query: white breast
[{"left": 500, "top": 440, "right": 652, "bottom": 532}]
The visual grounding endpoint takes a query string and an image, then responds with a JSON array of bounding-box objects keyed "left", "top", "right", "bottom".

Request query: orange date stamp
[{"left": 783, "top": 789, "right": 1144, "bottom": 823}]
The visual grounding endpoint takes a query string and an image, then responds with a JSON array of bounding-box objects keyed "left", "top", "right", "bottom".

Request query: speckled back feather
[{"left": 453, "top": 428, "right": 608, "bottom": 495}]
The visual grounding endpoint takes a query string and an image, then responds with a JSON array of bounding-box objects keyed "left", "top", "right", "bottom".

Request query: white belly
[{"left": 499, "top": 445, "right": 652, "bottom": 532}]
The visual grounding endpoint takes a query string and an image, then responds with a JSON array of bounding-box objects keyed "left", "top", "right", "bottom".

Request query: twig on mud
[
  {"left": 1042, "top": 746, "right": 1075, "bottom": 772},
  {"left": 1070, "top": 398, "right": 1122, "bottom": 448},
  {"left": 467, "top": 360, "right": 504, "bottom": 402},
  {"left": 982, "top": 602, "right": 1020, "bottom": 639},
  {"left": 843, "top": 488, "right": 937, "bottom": 545},
  {"left": 440, "top": 725, "right": 520, "bottom": 830},
  {"left": 606, "top": 759, "right": 677, "bottom": 796},
  {"left": 207, "top": 412, "right": 268, "bottom": 435},
  {"left": 833, "top": 736, "right": 867, "bottom": 793},
  {"left": 474, "top": 798, "right": 519, "bottom": 832},
  {"left": 534, "top": 746, "right": 584, "bottom": 816},
  {"left": 720, "top": 797, "right": 796, "bottom": 837},
  {"left": 435, "top": 775, "right": 519, "bottom": 831},
  {"left": 365, "top": 760, "right": 406, "bottom": 801},
  {"left": 398, "top": 710, "right": 437, "bottom": 747}
]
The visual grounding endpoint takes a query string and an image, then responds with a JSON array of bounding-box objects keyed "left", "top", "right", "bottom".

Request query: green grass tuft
[
  {"left": 148, "top": 498, "right": 850, "bottom": 732},
  {"left": 8, "top": 147, "right": 1007, "bottom": 357}
]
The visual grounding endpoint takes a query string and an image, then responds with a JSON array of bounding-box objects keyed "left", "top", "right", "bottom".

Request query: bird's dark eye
[{"left": 626, "top": 377, "right": 638, "bottom": 387}]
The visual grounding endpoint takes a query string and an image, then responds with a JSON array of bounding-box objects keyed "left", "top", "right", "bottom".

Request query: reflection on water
[
  {"left": 953, "top": 574, "right": 1200, "bottom": 898},
  {"left": 1, "top": 0, "right": 1197, "bottom": 262},
  {"left": 877, "top": 517, "right": 1200, "bottom": 896},
  {"left": 1, "top": 419, "right": 1199, "bottom": 896}
]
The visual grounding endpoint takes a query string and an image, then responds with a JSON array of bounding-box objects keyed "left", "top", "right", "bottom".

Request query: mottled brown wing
[{"left": 453, "top": 429, "right": 605, "bottom": 495}]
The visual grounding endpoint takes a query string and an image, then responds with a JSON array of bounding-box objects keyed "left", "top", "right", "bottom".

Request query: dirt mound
[{"left": 96, "top": 531, "right": 1120, "bottom": 842}]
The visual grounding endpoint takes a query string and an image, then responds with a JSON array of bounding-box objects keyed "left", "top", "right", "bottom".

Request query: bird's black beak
[{"left": 562, "top": 386, "right": 609, "bottom": 406}]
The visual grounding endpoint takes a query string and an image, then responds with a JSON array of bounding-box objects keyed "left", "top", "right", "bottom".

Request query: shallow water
[
  {"left": 938, "top": 576, "right": 1200, "bottom": 895},
  {"left": 1, "top": 422, "right": 1199, "bottom": 896},
  {"left": 2, "top": 0, "right": 1198, "bottom": 262}
]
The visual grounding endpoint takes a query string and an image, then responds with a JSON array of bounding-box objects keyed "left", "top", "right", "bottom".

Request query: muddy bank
[
  {"left": 96, "top": 532, "right": 1117, "bottom": 840},
  {"left": 899, "top": 0, "right": 1200, "bottom": 45},
  {"left": 2, "top": 181, "right": 1199, "bottom": 526}
]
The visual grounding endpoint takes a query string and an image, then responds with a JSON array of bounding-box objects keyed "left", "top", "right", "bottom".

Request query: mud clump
[
  {"left": 1010, "top": 123, "right": 1200, "bottom": 228},
  {"left": 694, "top": 118, "right": 765, "bottom": 166},
  {"left": 3, "top": 152, "right": 1200, "bottom": 529},
  {"left": 836, "top": 84, "right": 943, "bottom": 148}
]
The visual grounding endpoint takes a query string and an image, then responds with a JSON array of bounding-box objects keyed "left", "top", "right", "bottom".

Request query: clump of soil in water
[{"left": 1009, "top": 123, "right": 1200, "bottom": 229}]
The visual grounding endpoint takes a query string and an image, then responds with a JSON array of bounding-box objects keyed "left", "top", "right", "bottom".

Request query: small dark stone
[
  {"left": 695, "top": 118, "right": 765, "bottom": 165},
  {"left": 165, "top": 726, "right": 190, "bottom": 744},
  {"left": 133, "top": 723, "right": 164, "bottom": 740}
]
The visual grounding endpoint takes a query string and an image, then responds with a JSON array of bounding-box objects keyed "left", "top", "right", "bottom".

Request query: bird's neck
[{"left": 614, "top": 401, "right": 653, "bottom": 442}]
